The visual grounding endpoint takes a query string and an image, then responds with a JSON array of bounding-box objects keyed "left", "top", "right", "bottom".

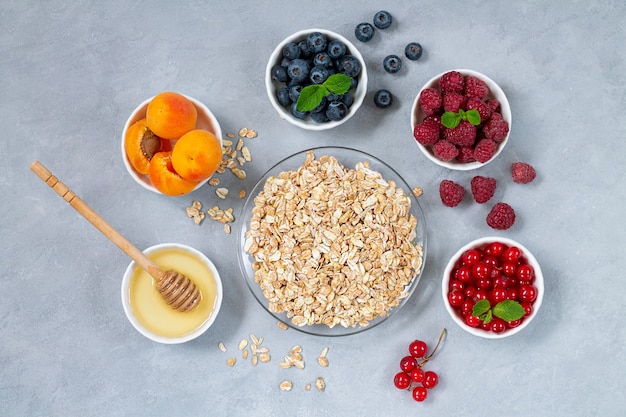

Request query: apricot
[
  {"left": 171, "top": 129, "right": 222, "bottom": 183},
  {"left": 124, "top": 118, "right": 168, "bottom": 175},
  {"left": 146, "top": 92, "right": 197, "bottom": 140},
  {"left": 148, "top": 151, "right": 199, "bottom": 196}
]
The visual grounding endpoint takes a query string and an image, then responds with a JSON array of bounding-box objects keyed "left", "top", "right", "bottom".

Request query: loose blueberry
[
  {"left": 276, "top": 86, "right": 291, "bottom": 107},
  {"left": 288, "top": 85, "right": 303, "bottom": 102},
  {"left": 290, "top": 102, "right": 308, "bottom": 120},
  {"left": 287, "top": 58, "right": 310, "bottom": 83},
  {"left": 374, "top": 89, "right": 393, "bottom": 108},
  {"left": 282, "top": 42, "right": 300, "bottom": 61},
  {"left": 337, "top": 55, "right": 361, "bottom": 77},
  {"left": 314, "top": 52, "right": 331, "bottom": 68},
  {"left": 383, "top": 55, "right": 402, "bottom": 74},
  {"left": 327, "top": 39, "right": 347, "bottom": 59},
  {"left": 306, "top": 32, "right": 327, "bottom": 53},
  {"left": 271, "top": 65, "right": 288, "bottom": 83},
  {"left": 310, "top": 65, "right": 330, "bottom": 84},
  {"left": 354, "top": 22, "right": 375, "bottom": 42},
  {"left": 373, "top": 10, "right": 392, "bottom": 29},
  {"left": 405, "top": 42, "right": 423, "bottom": 61},
  {"left": 326, "top": 101, "right": 348, "bottom": 121}
]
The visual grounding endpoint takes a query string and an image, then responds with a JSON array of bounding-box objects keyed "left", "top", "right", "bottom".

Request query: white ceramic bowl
[
  {"left": 121, "top": 94, "right": 222, "bottom": 195},
  {"left": 410, "top": 69, "right": 512, "bottom": 170},
  {"left": 121, "top": 243, "right": 223, "bottom": 344},
  {"left": 442, "top": 237, "right": 543, "bottom": 339},
  {"left": 265, "top": 28, "right": 368, "bottom": 131}
]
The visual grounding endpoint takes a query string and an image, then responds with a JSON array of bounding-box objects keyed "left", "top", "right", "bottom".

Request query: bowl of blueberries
[{"left": 265, "top": 28, "right": 368, "bottom": 131}]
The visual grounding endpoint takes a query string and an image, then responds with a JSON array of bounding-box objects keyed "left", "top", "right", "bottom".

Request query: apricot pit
[{"left": 125, "top": 118, "right": 164, "bottom": 175}]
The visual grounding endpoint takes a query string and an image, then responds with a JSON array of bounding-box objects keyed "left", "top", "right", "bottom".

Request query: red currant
[
  {"left": 490, "top": 318, "right": 507, "bottom": 333},
  {"left": 502, "top": 261, "right": 518, "bottom": 277},
  {"left": 464, "top": 286, "right": 477, "bottom": 299},
  {"left": 486, "top": 241, "right": 506, "bottom": 257},
  {"left": 483, "top": 255, "right": 498, "bottom": 268},
  {"left": 456, "top": 265, "right": 473, "bottom": 283},
  {"left": 465, "top": 314, "right": 482, "bottom": 327},
  {"left": 447, "top": 289, "right": 464, "bottom": 307},
  {"left": 472, "top": 262, "right": 491, "bottom": 279},
  {"left": 460, "top": 300, "right": 474, "bottom": 316},
  {"left": 476, "top": 276, "right": 492, "bottom": 290},
  {"left": 423, "top": 371, "right": 439, "bottom": 388},
  {"left": 490, "top": 288, "right": 508, "bottom": 304},
  {"left": 507, "top": 319, "right": 522, "bottom": 328},
  {"left": 519, "top": 285, "right": 538, "bottom": 303},
  {"left": 409, "top": 367, "right": 425, "bottom": 383},
  {"left": 449, "top": 279, "right": 465, "bottom": 291},
  {"left": 502, "top": 246, "right": 521, "bottom": 263},
  {"left": 412, "top": 386, "right": 428, "bottom": 402},
  {"left": 506, "top": 287, "right": 519, "bottom": 301},
  {"left": 473, "top": 289, "right": 488, "bottom": 302},
  {"left": 400, "top": 355, "right": 418, "bottom": 373},
  {"left": 516, "top": 264, "right": 535, "bottom": 284},
  {"left": 462, "top": 249, "right": 482, "bottom": 266},
  {"left": 394, "top": 371, "right": 411, "bottom": 389},
  {"left": 521, "top": 302, "right": 534, "bottom": 317},
  {"left": 408, "top": 340, "right": 428, "bottom": 358}
]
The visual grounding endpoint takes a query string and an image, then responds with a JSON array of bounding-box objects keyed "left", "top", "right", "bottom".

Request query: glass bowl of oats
[{"left": 237, "top": 147, "right": 427, "bottom": 336}]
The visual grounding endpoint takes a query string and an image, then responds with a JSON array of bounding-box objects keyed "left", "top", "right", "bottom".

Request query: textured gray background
[{"left": 1, "top": 1, "right": 625, "bottom": 416}]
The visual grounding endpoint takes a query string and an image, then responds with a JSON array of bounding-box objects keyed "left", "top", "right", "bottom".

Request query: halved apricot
[
  {"left": 124, "top": 118, "right": 164, "bottom": 175},
  {"left": 148, "top": 151, "right": 200, "bottom": 196},
  {"left": 171, "top": 129, "right": 222, "bottom": 183},
  {"left": 146, "top": 92, "right": 197, "bottom": 140}
]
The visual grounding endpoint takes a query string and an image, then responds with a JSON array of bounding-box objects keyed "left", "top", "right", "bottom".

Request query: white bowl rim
[
  {"left": 265, "top": 28, "right": 368, "bottom": 131},
  {"left": 121, "top": 243, "right": 223, "bottom": 344},
  {"left": 441, "top": 236, "right": 543, "bottom": 339},
  {"left": 121, "top": 94, "right": 223, "bottom": 195},
  {"left": 410, "top": 69, "right": 512, "bottom": 171}
]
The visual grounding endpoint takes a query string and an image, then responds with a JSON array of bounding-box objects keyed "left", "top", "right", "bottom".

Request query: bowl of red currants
[
  {"left": 410, "top": 69, "right": 512, "bottom": 170},
  {"left": 442, "top": 237, "right": 543, "bottom": 339}
]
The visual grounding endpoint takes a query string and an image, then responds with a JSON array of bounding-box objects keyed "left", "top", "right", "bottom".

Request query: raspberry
[
  {"left": 482, "top": 114, "right": 509, "bottom": 143},
  {"left": 465, "top": 75, "right": 490, "bottom": 99},
  {"left": 511, "top": 162, "right": 537, "bottom": 184},
  {"left": 413, "top": 118, "right": 440, "bottom": 146},
  {"left": 466, "top": 97, "right": 492, "bottom": 124},
  {"left": 444, "top": 119, "right": 476, "bottom": 147},
  {"left": 439, "top": 71, "right": 465, "bottom": 94},
  {"left": 486, "top": 202, "right": 516, "bottom": 230},
  {"left": 439, "top": 179, "right": 465, "bottom": 207},
  {"left": 443, "top": 92, "right": 466, "bottom": 113},
  {"left": 473, "top": 138, "right": 498, "bottom": 163},
  {"left": 470, "top": 176, "right": 497, "bottom": 204},
  {"left": 486, "top": 99, "right": 500, "bottom": 112},
  {"left": 419, "top": 88, "right": 442, "bottom": 116},
  {"left": 456, "top": 146, "right": 476, "bottom": 163},
  {"left": 432, "top": 140, "right": 459, "bottom": 162}
]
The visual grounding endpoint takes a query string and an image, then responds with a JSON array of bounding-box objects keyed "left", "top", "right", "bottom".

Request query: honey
[{"left": 128, "top": 247, "right": 219, "bottom": 338}]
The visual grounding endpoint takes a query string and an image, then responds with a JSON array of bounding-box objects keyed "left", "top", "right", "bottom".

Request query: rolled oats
[
  {"left": 218, "top": 342, "right": 227, "bottom": 352},
  {"left": 279, "top": 380, "right": 293, "bottom": 391},
  {"left": 315, "top": 377, "right": 326, "bottom": 392},
  {"left": 216, "top": 188, "right": 229, "bottom": 199}
]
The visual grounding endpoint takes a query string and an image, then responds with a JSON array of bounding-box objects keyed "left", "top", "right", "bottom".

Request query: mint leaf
[
  {"left": 472, "top": 299, "right": 491, "bottom": 317},
  {"left": 493, "top": 300, "right": 526, "bottom": 322},
  {"left": 480, "top": 310, "right": 493, "bottom": 324},
  {"left": 441, "top": 111, "right": 461, "bottom": 129},
  {"left": 323, "top": 73, "right": 352, "bottom": 95},
  {"left": 465, "top": 108, "right": 481, "bottom": 126},
  {"left": 296, "top": 84, "right": 330, "bottom": 112}
]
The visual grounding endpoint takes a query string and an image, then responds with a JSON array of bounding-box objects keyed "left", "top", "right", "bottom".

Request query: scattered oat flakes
[
  {"left": 238, "top": 338, "right": 248, "bottom": 350},
  {"left": 227, "top": 357, "right": 236, "bottom": 367},
  {"left": 305, "top": 383, "right": 311, "bottom": 391},
  {"left": 239, "top": 189, "right": 247, "bottom": 199},
  {"left": 412, "top": 186, "right": 423, "bottom": 198},
  {"left": 231, "top": 167, "right": 246, "bottom": 179},
  {"left": 223, "top": 223, "right": 231, "bottom": 234},
  {"left": 277, "top": 321, "right": 289, "bottom": 330},
  {"left": 242, "top": 349, "right": 249, "bottom": 360},
  {"left": 208, "top": 177, "right": 220, "bottom": 186},
  {"left": 241, "top": 146, "right": 252, "bottom": 162},
  {"left": 279, "top": 380, "right": 293, "bottom": 391},
  {"left": 226, "top": 133, "right": 235, "bottom": 138},
  {"left": 259, "top": 352, "right": 271, "bottom": 363},
  {"left": 236, "top": 138, "right": 244, "bottom": 151},
  {"left": 315, "top": 377, "right": 326, "bottom": 392},
  {"left": 238, "top": 128, "right": 248, "bottom": 137},
  {"left": 186, "top": 200, "right": 205, "bottom": 225},
  {"left": 318, "top": 347, "right": 329, "bottom": 367},
  {"left": 218, "top": 342, "right": 227, "bottom": 352},
  {"left": 245, "top": 129, "right": 257, "bottom": 139},
  {"left": 216, "top": 188, "right": 229, "bottom": 199}
]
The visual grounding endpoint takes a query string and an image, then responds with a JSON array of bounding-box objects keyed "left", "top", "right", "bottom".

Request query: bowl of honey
[{"left": 121, "top": 243, "right": 223, "bottom": 344}]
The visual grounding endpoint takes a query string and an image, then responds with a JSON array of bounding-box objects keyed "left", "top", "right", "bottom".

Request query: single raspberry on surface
[
  {"left": 444, "top": 119, "right": 476, "bottom": 147},
  {"left": 443, "top": 92, "right": 466, "bottom": 113},
  {"left": 413, "top": 118, "right": 440, "bottom": 146},
  {"left": 473, "top": 138, "right": 498, "bottom": 163},
  {"left": 456, "top": 145, "right": 476, "bottom": 163},
  {"left": 482, "top": 114, "right": 509, "bottom": 143},
  {"left": 439, "top": 179, "right": 465, "bottom": 207},
  {"left": 470, "top": 176, "right": 497, "bottom": 203},
  {"left": 439, "top": 71, "right": 465, "bottom": 94},
  {"left": 466, "top": 97, "right": 492, "bottom": 124},
  {"left": 432, "top": 140, "right": 459, "bottom": 162},
  {"left": 486, "top": 202, "right": 516, "bottom": 230},
  {"left": 419, "top": 88, "right": 442, "bottom": 116},
  {"left": 465, "top": 75, "right": 490, "bottom": 99},
  {"left": 511, "top": 162, "right": 537, "bottom": 184}
]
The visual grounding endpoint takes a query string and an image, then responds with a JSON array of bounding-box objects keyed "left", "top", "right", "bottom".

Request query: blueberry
[
  {"left": 337, "top": 55, "right": 361, "bottom": 77},
  {"left": 355, "top": 22, "right": 375, "bottom": 42},
  {"left": 314, "top": 52, "right": 331, "bottom": 68},
  {"left": 327, "top": 39, "right": 347, "bottom": 59},
  {"left": 297, "top": 40, "right": 311, "bottom": 58},
  {"left": 288, "top": 85, "right": 303, "bottom": 102},
  {"left": 290, "top": 102, "right": 308, "bottom": 119},
  {"left": 276, "top": 86, "right": 291, "bottom": 107},
  {"left": 282, "top": 42, "right": 300, "bottom": 60},
  {"left": 341, "top": 92, "right": 354, "bottom": 108},
  {"left": 306, "top": 32, "right": 327, "bottom": 53},
  {"left": 310, "top": 109, "right": 329, "bottom": 123},
  {"left": 374, "top": 89, "right": 393, "bottom": 108},
  {"left": 310, "top": 65, "right": 330, "bottom": 84},
  {"left": 383, "top": 55, "right": 402, "bottom": 74},
  {"left": 326, "top": 101, "right": 348, "bottom": 121},
  {"left": 326, "top": 93, "right": 340, "bottom": 103},
  {"left": 271, "top": 65, "right": 288, "bottom": 83},
  {"left": 287, "top": 58, "right": 310, "bottom": 83},
  {"left": 311, "top": 97, "right": 327, "bottom": 113},
  {"left": 405, "top": 42, "right": 423, "bottom": 61},
  {"left": 373, "top": 10, "right": 392, "bottom": 29}
]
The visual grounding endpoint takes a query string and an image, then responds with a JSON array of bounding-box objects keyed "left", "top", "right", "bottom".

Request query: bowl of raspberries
[
  {"left": 442, "top": 237, "right": 544, "bottom": 339},
  {"left": 265, "top": 29, "right": 368, "bottom": 131},
  {"left": 411, "top": 69, "right": 511, "bottom": 170}
]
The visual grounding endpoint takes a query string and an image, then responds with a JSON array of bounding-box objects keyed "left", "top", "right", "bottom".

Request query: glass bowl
[{"left": 237, "top": 146, "right": 427, "bottom": 336}]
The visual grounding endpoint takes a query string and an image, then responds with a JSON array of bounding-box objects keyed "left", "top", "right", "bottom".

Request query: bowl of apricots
[{"left": 122, "top": 92, "right": 223, "bottom": 196}]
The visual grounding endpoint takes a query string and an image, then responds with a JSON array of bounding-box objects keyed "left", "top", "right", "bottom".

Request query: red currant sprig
[{"left": 393, "top": 328, "right": 446, "bottom": 402}]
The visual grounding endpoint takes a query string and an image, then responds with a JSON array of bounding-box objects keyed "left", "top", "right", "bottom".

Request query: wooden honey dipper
[{"left": 30, "top": 161, "right": 201, "bottom": 313}]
